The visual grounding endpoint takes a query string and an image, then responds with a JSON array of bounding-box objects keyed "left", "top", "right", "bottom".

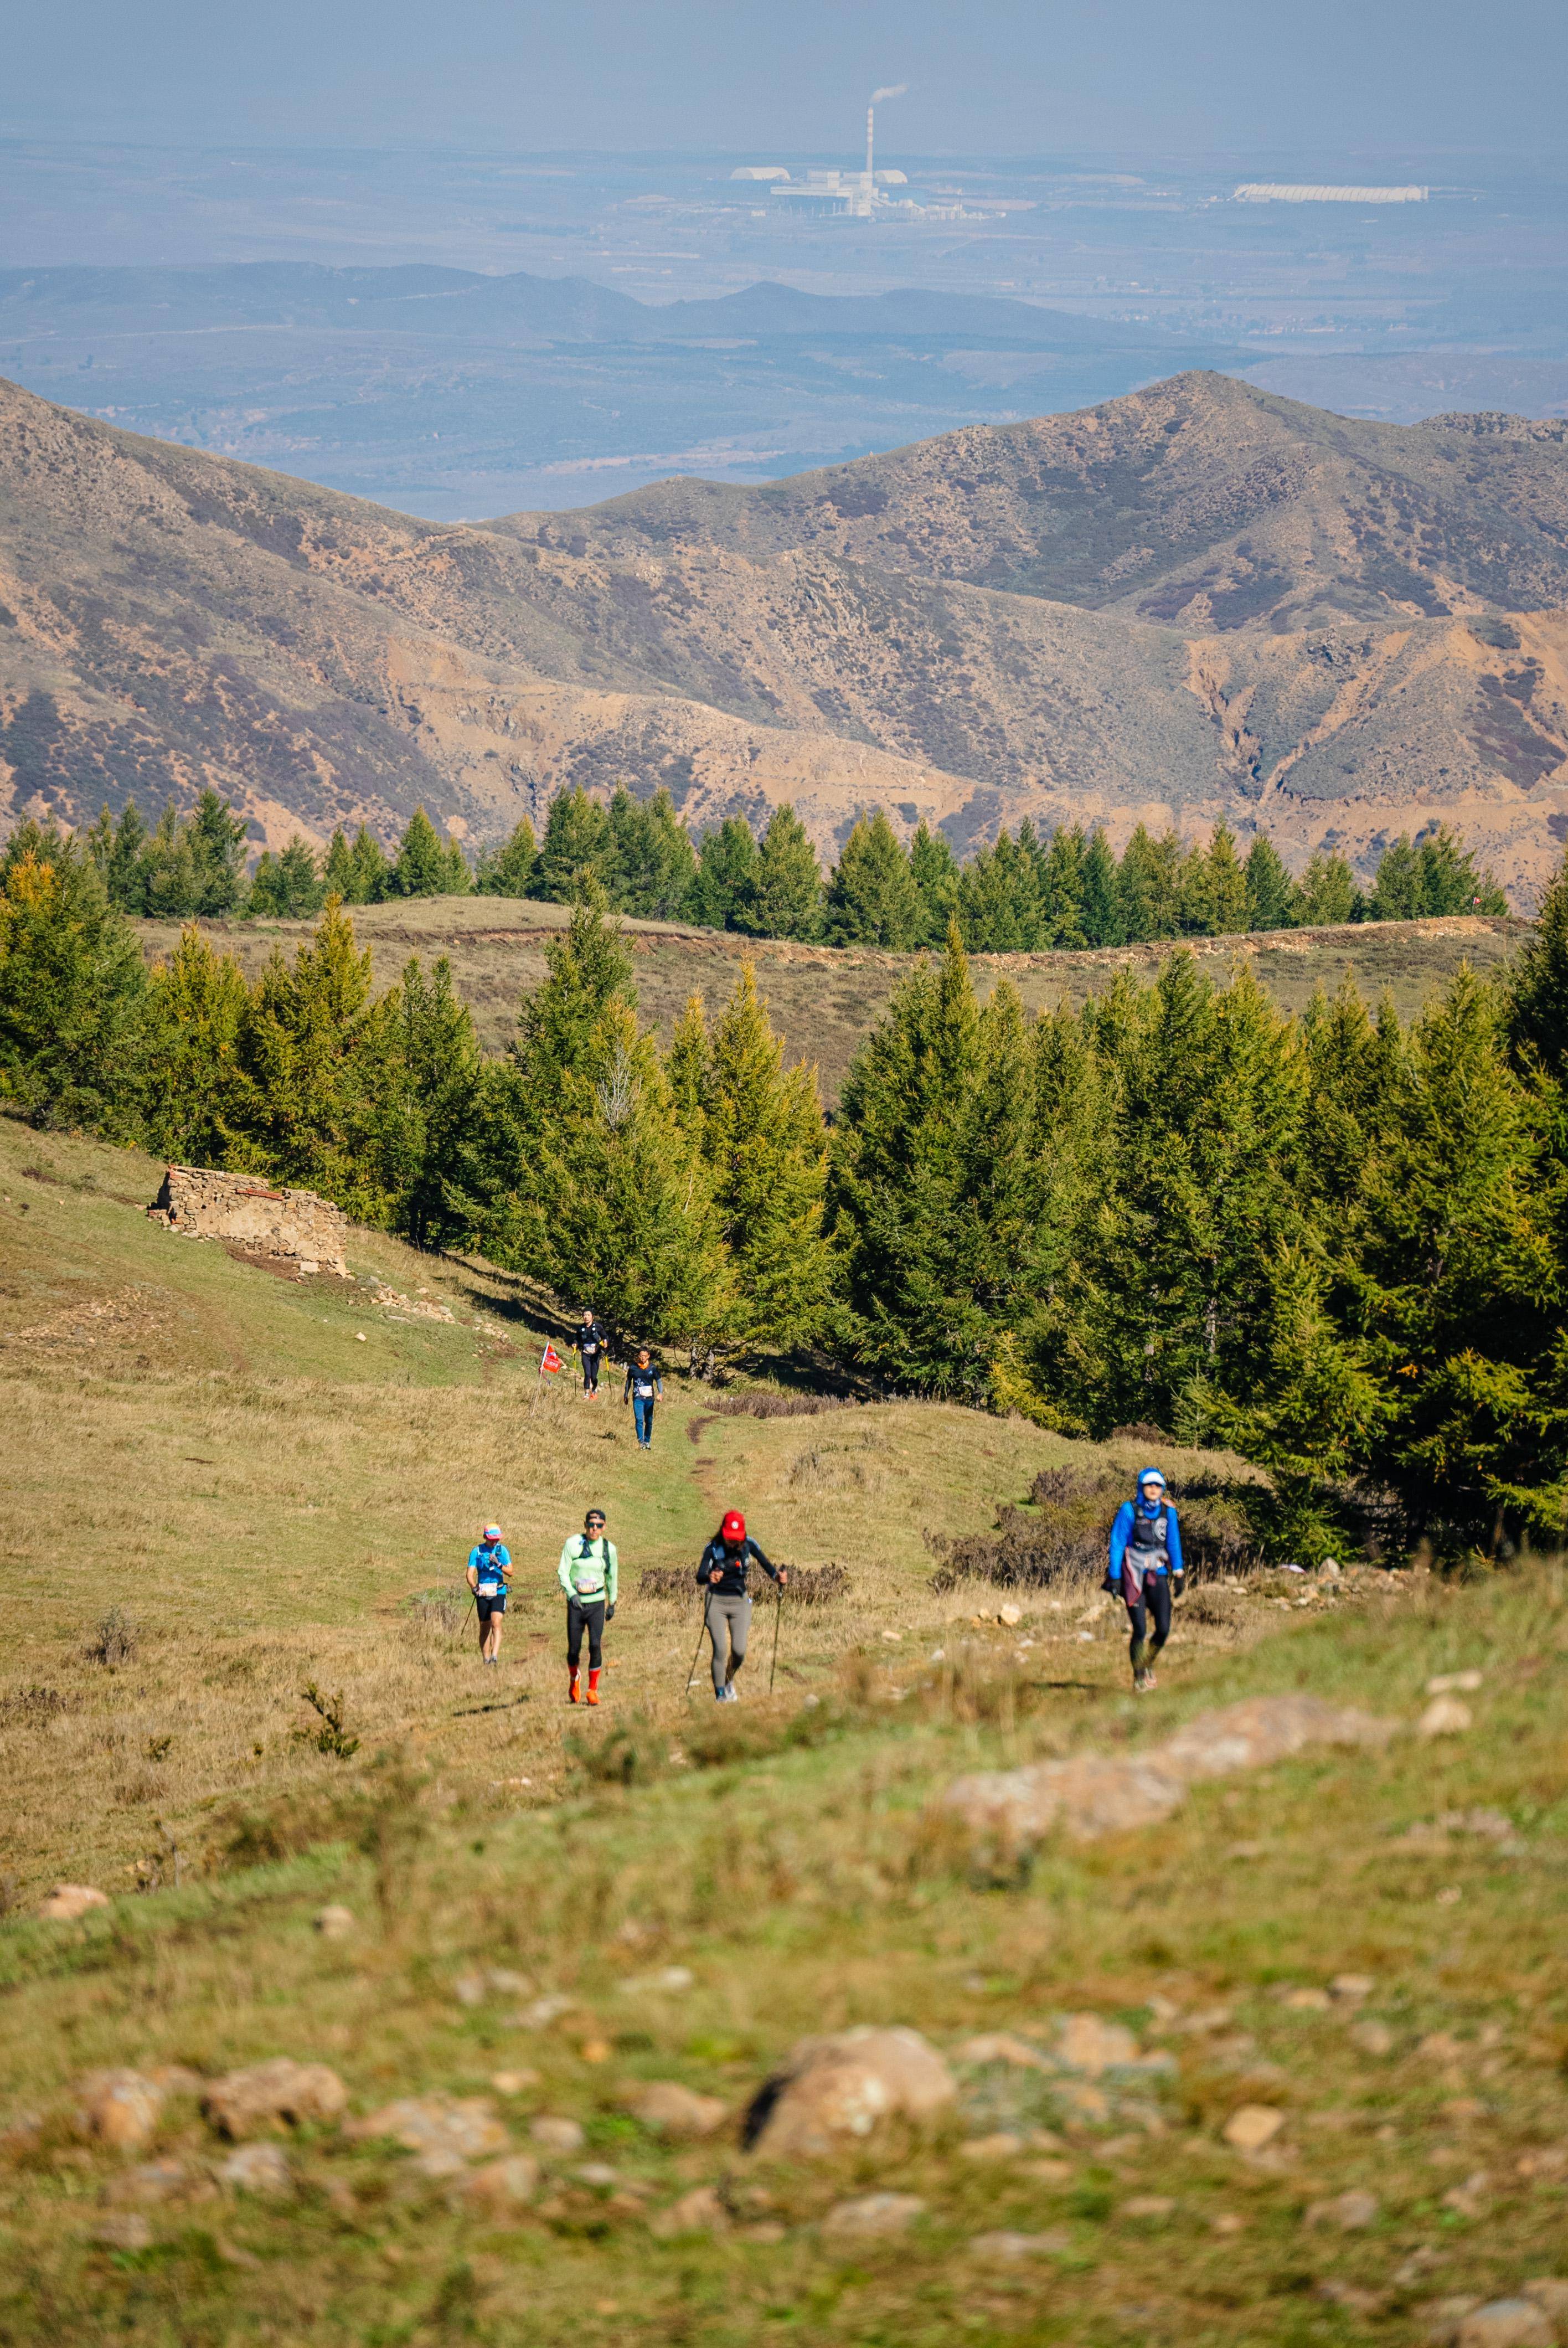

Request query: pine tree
[
  {"left": 1506, "top": 854, "right": 1568, "bottom": 1081},
  {"left": 1299, "top": 979, "right": 1403, "bottom": 1245},
  {"left": 957, "top": 831, "right": 1044, "bottom": 951},
  {"left": 323, "top": 828, "right": 358, "bottom": 902},
  {"left": 1039, "top": 825, "right": 1089, "bottom": 948},
  {"left": 1116, "top": 824, "right": 1182, "bottom": 942},
  {"left": 909, "top": 820, "right": 960, "bottom": 945},
  {"left": 389, "top": 806, "right": 461, "bottom": 898},
  {"left": 1296, "top": 848, "right": 1359, "bottom": 926},
  {"left": 1180, "top": 824, "right": 1247, "bottom": 936},
  {"left": 380, "top": 955, "right": 482, "bottom": 1249},
  {"left": 248, "top": 837, "right": 326, "bottom": 919},
  {"left": 698, "top": 962, "right": 834, "bottom": 1353},
  {"left": 689, "top": 817, "right": 758, "bottom": 930},
  {"left": 188, "top": 789, "right": 249, "bottom": 916},
  {"left": 0, "top": 844, "right": 149, "bottom": 1135},
  {"left": 738, "top": 805, "right": 822, "bottom": 940},
  {"left": 142, "top": 927, "right": 250, "bottom": 1163},
  {"left": 349, "top": 826, "right": 391, "bottom": 906},
  {"left": 666, "top": 993, "right": 711, "bottom": 1139},
  {"left": 99, "top": 801, "right": 151, "bottom": 914},
  {"left": 604, "top": 785, "right": 697, "bottom": 918},
  {"left": 1080, "top": 829, "right": 1122, "bottom": 946},
  {"left": 536, "top": 785, "right": 611, "bottom": 902},
  {"left": 1244, "top": 835, "right": 1297, "bottom": 932},
  {"left": 474, "top": 816, "right": 539, "bottom": 899},
  {"left": 1366, "top": 828, "right": 1504, "bottom": 920},
  {"left": 823, "top": 810, "right": 921, "bottom": 948},
  {"left": 139, "top": 807, "right": 202, "bottom": 919}
]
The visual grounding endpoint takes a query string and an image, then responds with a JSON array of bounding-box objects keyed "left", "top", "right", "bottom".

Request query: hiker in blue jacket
[{"left": 1107, "top": 1467, "right": 1185, "bottom": 1693}]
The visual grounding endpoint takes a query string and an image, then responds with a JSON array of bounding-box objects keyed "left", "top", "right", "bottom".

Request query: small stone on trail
[
  {"left": 998, "top": 1604, "right": 1023, "bottom": 1627},
  {"left": 1427, "top": 1671, "right": 1484, "bottom": 1695},
  {"left": 103, "top": 2159, "right": 204, "bottom": 2208},
  {"left": 822, "top": 2192, "right": 925, "bottom": 2239},
  {"left": 1455, "top": 2300, "right": 1556, "bottom": 2348},
  {"left": 1024, "top": 2156, "right": 1074, "bottom": 2182},
  {"left": 1306, "top": 2188, "right": 1379, "bottom": 2229},
  {"left": 529, "top": 2115, "right": 586, "bottom": 2155},
  {"left": 649, "top": 2184, "right": 727, "bottom": 2237},
  {"left": 219, "top": 2143, "right": 292, "bottom": 2196},
  {"left": 1329, "top": 1975, "right": 1374, "bottom": 2003},
  {"left": 1056, "top": 2014, "right": 1144, "bottom": 2073},
  {"left": 90, "top": 2211, "right": 152, "bottom": 2252},
  {"left": 1281, "top": 1987, "right": 1332, "bottom": 2011},
  {"left": 1349, "top": 2020, "right": 1395, "bottom": 2056},
  {"left": 314, "top": 1906, "right": 355, "bottom": 1939},
  {"left": 78, "top": 2071, "right": 165, "bottom": 2151},
  {"left": 203, "top": 2059, "right": 347, "bottom": 2140},
  {"left": 40, "top": 1884, "right": 110, "bottom": 1922},
  {"left": 1523, "top": 2284, "right": 1568, "bottom": 2324},
  {"left": 1419, "top": 1696, "right": 1473, "bottom": 1738},
  {"left": 621, "top": 2081, "right": 728, "bottom": 2138},
  {"left": 458, "top": 2155, "right": 540, "bottom": 2212},
  {"left": 743, "top": 2027, "right": 955, "bottom": 2159},
  {"left": 490, "top": 2070, "right": 539, "bottom": 2097},
  {"left": 1210, "top": 2211, "right": 1247, "bottom": 2235},
  {"left": 579, "top": 2038, "right": 612, "bottom": 2064},
  {"left": 345, "top": 2094, "right": 508, "bottom": 2173},
  {"left": 1124, "top": 2193, "right": 1176, "bottom": 2217},
  {"left": 1223, "top": 2105, "right": 1286, "bottom": 2153},
  {"left": 955, "top": 2032, "right": 1051, "bottom": 2071}
]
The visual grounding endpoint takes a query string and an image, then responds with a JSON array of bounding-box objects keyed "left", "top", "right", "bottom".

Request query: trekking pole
[
  {"left": 684, "top": 1594, "right": 708, "bottom": 1700},
  {"left": 769, "top": 1577, "right": 784, "bottom": 1695}
]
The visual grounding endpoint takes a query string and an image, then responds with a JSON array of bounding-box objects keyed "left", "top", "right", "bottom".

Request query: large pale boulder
[
  {"left": 344, "top": 2094, "right": 507, "bottom": 2177},
  {"left": 621, "top": 2081, "right": 728, "bottom": 2139},
  {"left": 40, "top": 1884, "right": 110, "bottom": 1922},
  {"left": 202, "top": 2059, "right": 347, "bottom": 2140},
  {"left": 944, "top": 1695, "right": 1393, "bottom": 1847},
  {"left": 744, "top": 2026, "right": 956, "bottom": 2159}
]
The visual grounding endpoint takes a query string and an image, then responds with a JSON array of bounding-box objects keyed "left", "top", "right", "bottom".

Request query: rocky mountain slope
[{"left": 4, "top": 369, "right": 1568, "bottom": 898}]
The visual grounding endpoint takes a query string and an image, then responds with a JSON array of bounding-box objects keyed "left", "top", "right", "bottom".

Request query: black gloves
[
  {"left": 1171, "top": 1572, "right": 1185, "bottom": 1600},
  {"left": 607, "top": 1602, "right": 616, "bottom": 1620}
]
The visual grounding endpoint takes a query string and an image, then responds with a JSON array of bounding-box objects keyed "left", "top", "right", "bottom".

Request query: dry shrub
[
  {"left": 702, "top": 1393, "right": 848, "bottom": 1422},
  {"left": 0, "top": 1687, "right": 71, "bottom": 1727},
  {"left": 408, "top": 1584, "right": 468, "bottom": 1638},
  {"left": 931, "top": 1461, "right": 1266, "bottom": 1593},
  {"left": 87, "top": 1607, "right": 137, "bottom": 1666},
  {"left": 638, "top": 1565, "right": 703, "bottom": 1605},
  {"left": 638, "top": 1562, "right": 848, "bottom": 1606}
]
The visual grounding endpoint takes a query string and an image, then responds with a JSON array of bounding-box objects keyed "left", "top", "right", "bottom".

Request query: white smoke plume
[{"left": 869, "top": 84, "right": 907, "bottom": 104}]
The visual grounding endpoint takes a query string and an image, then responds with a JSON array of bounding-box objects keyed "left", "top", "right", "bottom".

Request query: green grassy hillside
[
  {"left": 135, "top": 899, "right": 1529, "bottom": 1103},
  {"left": 1, "top": 1115, "right": 1564, "bottom": 2347}
]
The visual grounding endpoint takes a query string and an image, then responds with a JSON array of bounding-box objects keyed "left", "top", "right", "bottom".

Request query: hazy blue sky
[{"left": 9, "top": 0, "right": 1567, "bottom": 159}]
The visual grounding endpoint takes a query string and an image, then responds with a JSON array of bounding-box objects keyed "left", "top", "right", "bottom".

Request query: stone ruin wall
[{"left": 148, "top": 1166, "right": 351, "bottom": 1278}]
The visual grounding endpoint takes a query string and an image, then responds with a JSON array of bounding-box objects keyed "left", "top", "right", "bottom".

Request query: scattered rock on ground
[
  {"left": 490, "top": 2070, "right": 540, "bottom": 2096},
  {"left": 822, "top": 2192, "right": 925, "bottom": 2239},
  {"left": 744, "top": 2027, "right": 956, "bottom": 2159},
  {"left": 1281, "top": 1987, "right": 1332, "bottom": 2011},
  {"left": 102, "top": 2159, "right": 210, "bottom": 2208},
  {"left": 1419, "top": 1697, "right": 1473, "bottom": 1739},
  {"left": 1329, "top": 1975, "right": 1374, "bottom": 2003},
  {"left": 1222, "top": 2104, "right": 1286, "bottom": 2153},
  {"left": 219, "top": 2143, "right": 292, "bottom": 2196},
  {"left": 649, "top": 2184, "right": 728, "bottom": 2237},
  {"left": 1455, "top": 2301, "right": 1555, "bottom": 2348},
  {"left": 955, "top": 2032, "right": 1051, "bottom": 2071},
  {"left": 314, "top": 1906, "right": 355, "bottom": 1940},
  {"left": 529, "top": 2115, "right": 586, "bottom": 2156},
  {"left": 967, "top": 2228, "right": 1071, "bottom": 2259},
  {"left": 1427, "top": 1672, "right": 1484, "bottom": 1695},
  {"left": 1523, "top": 2283, "right": 1568, "bottom": 2323},
  {"left": 78, "top": 2070, "right": 165, "bottom": 2151},
  {"left": 1306, "top": 2188, "right": 1379, "bottom": 2229},
  {"left": 1349, "top": 2019, "right": 1395, "bottom": 2056},
  {"left": 458, "top": 2154, "right": 540, "bottom": 2213},
  {"left": 1123, "top": 2193, "right": 1176, "bottom": 2217},
  {"left": 89, "top": 2211, "right": 152, "bottom": 2251},
  {"left": 959, "top": 2131, "right": 1026, "bottom": 2161},
  {"left": 944, "top": 1695, "right": 1394, "bottom": 1847},
  {"left": 345, "top": 2094, "right": 507, "bottom": 2176},
  {"left": 1211, "top": 2211, "right": 1247, "bottom": 2234},
  {"left": 39, "top": 1884, "right": 110, "bottom": 1922},
  {"left": 147, "top": 2066, "right": 205, "bottom": 2097},
  {"left": 204, "top": 2059, "right": 347, "bottom": 2140},
  {"left": 1056, "top": 2015, "right": 1145, "bottom": 2074},
  {"left": 620, "top": 2082, "right": 728, "bottom": 2138}
]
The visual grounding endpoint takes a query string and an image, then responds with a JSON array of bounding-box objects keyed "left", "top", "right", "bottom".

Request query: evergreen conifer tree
[
  {"left": 666, "top": 993, "right": 711, "bottom": 1138},
  {"left": 738, "top": 804, "right": 822, "bottom": 940},
  {"left": 380, "top": 955, "right": 482, "bottom": 1249},
  {"left": 1116, "top": 825, "right": 1182, "bottom": 941},
  {"left": 349, "top": 826, "right": 391, "bottom": 905},
  {"left": 1296, "top": 848, "right": 1359, "bottom": 926},
  {"left": 139, "top": 806, "right": 203, "bottom": 919},
  {"left": 909, "top": 820, "right": 960, "bottom": 945},
  {"left": 604, "top": 785, "right": 697, "bottom": 918},
  {"left": 96, "top": 801, "right": 151, "bottom": 914},
  {"left": 0, "top": 844, "right": 149, "bottom": 1134},
  {"left": 698, "top": 962, "right": 834, "bottom": 1353},
  {"left": 1180, "top": 824, "right": 1247, "bottom": 936},
  {"left": 536, "top": 785, "right": 611, "bottom": 901},
  {"left": 474, "top": 817, "right": 539, "bottom": 899},
  {"left": 389, "top": 806, "right": 462, "bottom": 898},
  {"left": 956, "top": 831, "right": 1044, "bottom": 951},
  {"left": 823, "top": 810, "right": 921, "bottom": 948},
  {"left": 142, "top": 927, "right": 250, "bottom": 1162},
  {"left": 248, "top": 837, "right": 326, "bottom": 919},
  {"left": 688, "top": 817, "right": 758, "bottom": 930},
  {"left": 322, "top": 828, "right": 358, "bottom": 902},
  {"left": 188, "top": 789, "right": 249, "bottom": 916},
  {"left": 1039, "top": 826, "right": 1090, "bottom": 948},
  {"left": 1244, "top": 835, "right": 1298, "bottom": 931},
  {"left": 1080, "top": 829, "right": 1122, "bottom": 946},
  {"left": 1506, "top": 854, "right": 1568, "bottom": 1082}
]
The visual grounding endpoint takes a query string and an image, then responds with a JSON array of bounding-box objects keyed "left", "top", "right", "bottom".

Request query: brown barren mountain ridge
[{"left": 4, "top": 368, "right": 1568, "bottom": 897}]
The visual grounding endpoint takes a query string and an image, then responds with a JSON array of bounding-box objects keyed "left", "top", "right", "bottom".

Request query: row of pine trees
[
  {"left": 87, "top": 782, "right": 1508, "bottom": 950},
  {"left": 0, "top": 812, "right": 1560, "bottom": 1560}
]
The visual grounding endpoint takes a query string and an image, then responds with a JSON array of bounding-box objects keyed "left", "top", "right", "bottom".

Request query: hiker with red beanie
[{"left": 697, "top": 1511, "right": 786, "bottom": 1702}]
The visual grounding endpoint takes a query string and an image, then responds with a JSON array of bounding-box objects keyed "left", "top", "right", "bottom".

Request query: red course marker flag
[{"left": 539, "top": 1343, "right": 564, "bottom": 1375}]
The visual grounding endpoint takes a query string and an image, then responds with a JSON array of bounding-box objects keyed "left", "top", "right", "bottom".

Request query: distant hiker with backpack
[
  {"left": 572, "top": 1309, "right": 607, "bottom": 1398},
  {"left": 697, "top": 1510, "right": 786, "bottom": 1702},
  {"left": 623, "top": 1348, "right": 663, "bottom": 1450},
  {"left": 466, "top": 1524, "right": 513, "bottom": 1667},
  {"left": 559, "top": 1507, "right": 618, "bottom": 1704},
  {"left": 1107, "top": 1467, "right": 1185, "bottom": 1692}
]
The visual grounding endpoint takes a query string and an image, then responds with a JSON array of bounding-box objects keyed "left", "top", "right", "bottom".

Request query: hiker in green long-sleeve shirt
[{"left": 558, "top": 1507, "right": 618, "bottom": 1705}]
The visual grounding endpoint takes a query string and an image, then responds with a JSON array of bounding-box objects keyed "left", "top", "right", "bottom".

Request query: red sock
[{"left": 587, "top": 1667, "right": 601, "bottom": 1695}]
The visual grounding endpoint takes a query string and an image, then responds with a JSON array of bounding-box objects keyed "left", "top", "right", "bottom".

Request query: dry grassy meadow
[{"left": 1, "top": 1109, "right": 1566, "bottom": 2347}]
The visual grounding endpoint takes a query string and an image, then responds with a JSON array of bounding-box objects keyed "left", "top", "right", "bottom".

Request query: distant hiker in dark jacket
[
  {"left": 1107, "top": 1467, "right": 1185, "bottom": 1692},
  {"left": 623, "top": 1349, "right": 662, "bottom": 1451},
  {"left": 697, "top": 1510, "right": 786, "bottom": 1702},
  {"left": 572, "top": 1309, "right": 607, "bottom": 1397}
]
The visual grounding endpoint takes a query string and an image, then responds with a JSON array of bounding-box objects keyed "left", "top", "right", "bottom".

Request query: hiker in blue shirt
[
  {"left": 1107, "top": 1468, "right": 1185, "bottom": 1693},
  {"left": 466, "top": 1524, "right": 513, "bottom": 1667},
  {"left": 623, "top": 1348, "right": 663, "bottom": 1450}
]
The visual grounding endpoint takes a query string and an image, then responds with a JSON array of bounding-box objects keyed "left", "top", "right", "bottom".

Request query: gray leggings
[{"left": 706, "top": 1592, "right": 751, "bottom": 1692}]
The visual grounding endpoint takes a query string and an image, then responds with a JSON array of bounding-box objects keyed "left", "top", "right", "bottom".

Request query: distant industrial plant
[
  {"left": 1232, "top": 182, "right": 1430, "bottom": 203},
  {"left": 731, "top": 89, "right": 979, "bottom": 220}
]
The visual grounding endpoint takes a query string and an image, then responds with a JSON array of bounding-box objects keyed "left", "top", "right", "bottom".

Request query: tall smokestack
[{"left": 865, "top": 104, "right": 874, "bottom": 179}]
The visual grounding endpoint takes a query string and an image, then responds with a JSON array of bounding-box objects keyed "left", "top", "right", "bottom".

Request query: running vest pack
[
  {"left": 568, "top": 1536, "right": 610, "bottom": 1598},
  {"left": 1129, "top": 1508, "right": 1170, "bottom": 1564}
]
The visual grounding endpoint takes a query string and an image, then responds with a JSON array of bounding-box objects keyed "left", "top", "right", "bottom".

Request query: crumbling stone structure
[{"left": 148, "top": 1166, "right": 350, "bottom": 1279}]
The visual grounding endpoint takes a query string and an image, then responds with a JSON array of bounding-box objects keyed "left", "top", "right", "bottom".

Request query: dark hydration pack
[{"left": 1129, "top": 1508, "right": 1169, "bottom": 1554}]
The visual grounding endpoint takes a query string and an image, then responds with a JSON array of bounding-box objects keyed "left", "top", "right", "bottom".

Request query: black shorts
[{"left": 474, "top": 1589, "right": 507, "bottom": 1621}]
